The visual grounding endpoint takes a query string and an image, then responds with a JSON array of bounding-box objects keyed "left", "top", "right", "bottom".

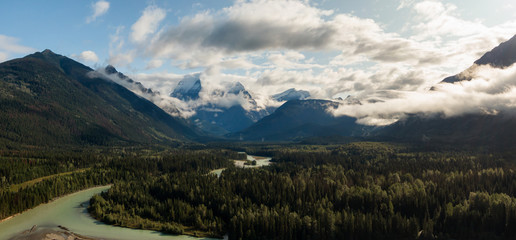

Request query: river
[
  {"left": 0, "top": 186, "right": 215, "bottom": 240},
  {"left": 210, "top": 154, "right": 273, "bottom": 177}
]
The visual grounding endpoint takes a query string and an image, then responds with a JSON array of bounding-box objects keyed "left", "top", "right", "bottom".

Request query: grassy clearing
[{"left": 8, "top": 168, "right": 90, "bottom": 192}]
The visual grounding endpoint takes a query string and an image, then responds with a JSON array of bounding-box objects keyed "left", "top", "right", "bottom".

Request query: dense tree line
[
  {"left": 0, "top": 147, "right": 234, "bottom": 221},
  {"left": 90, "top": 143, "right": 516, "bottom": 239},
  {"left": 0, "top": 168, "right": 112, "bottom": 219}
]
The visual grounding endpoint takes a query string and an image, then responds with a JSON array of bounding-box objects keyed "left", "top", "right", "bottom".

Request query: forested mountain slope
[{"left": 0, "top": 50, "right": 197, "bottom": 147}]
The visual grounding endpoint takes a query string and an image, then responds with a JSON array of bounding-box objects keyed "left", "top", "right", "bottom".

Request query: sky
[{"left": 2, "top": 0, "right": 516, "bottom": 124}]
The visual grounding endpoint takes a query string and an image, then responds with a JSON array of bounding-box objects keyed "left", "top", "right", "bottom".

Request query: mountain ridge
[
  {"left": 0, "top": 50, "right": 198, "bottom": 147},
  {"left": 229, "top": 99, "right": 368, "bottom": 141},
  {"left": 441, "top": 34, "right": 516, "bottom": 84}
]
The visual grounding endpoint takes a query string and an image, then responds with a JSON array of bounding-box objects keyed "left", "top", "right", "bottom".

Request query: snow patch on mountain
[
  {"left": 170, "top": 74, "right": 202, "bottom": 101},
  {"left": 272, "top": 88, "right": 310, "bottom": 102}
]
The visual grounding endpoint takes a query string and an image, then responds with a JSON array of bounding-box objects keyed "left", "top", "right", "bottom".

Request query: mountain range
[
  {"left": 2, "top": 33, "right": 516, "bottom": 147},
  {"left": 169, "top": 78, "right": 271, "bottom": 135}
]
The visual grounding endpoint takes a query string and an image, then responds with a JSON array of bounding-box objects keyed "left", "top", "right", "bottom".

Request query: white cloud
[
  {"left": 397, "top": 0, "right": 415, "bottom": 10},
  {"left": 0, "top": 35, "right": 35, "bottom": 54},
  {"left": 109, "top": 51, "right": 135, "bottom": 67},
  {"left": 412, "top": 1, "right": 486, "bottom": 39},
  {"left": 75, "top": 50, "right": 99, "bottom": 63},
  {"left": 267, "top": 51, "right": 323, "bottom": 69},
  {"left": 140, "top": 0, "right": 465, "bottom": 72},
  {"left": 131, "top": 5, "right": 166, "bottom": 44},
  {"left": 0, "top": 52, "right": 8, "bottom": 63},
  {"left": 332, "top": 64, "right": 516, "bottom": 125},
  {"left": 146, "top": 59, "right": 163, "bottom": 69},
  {"left": 108, "top": 26, "right": 136, "bottom": 67},
  {"left": 86, "top": 0, "right": 110, "bottom": 23},
  {"left": 0, "top": 35, "right": 35, "bottom": 62}
]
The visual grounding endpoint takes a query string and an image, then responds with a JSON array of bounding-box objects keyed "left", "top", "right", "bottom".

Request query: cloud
[
  {"left": 146, "top": 59, "right": 163, "bottom": 69},
  {"left": 105, "top": 0, "right": 516, "bottom": 124},
  {"left": 140, "top": 0, "right": 474, "bottom": 72},
  {"left": 411, "top": 1, "right": 487, "bottom": 39},
  {"left": 74, "top": 50, "right": 99, "bottom": 63},
  {"left": 86, "top": 0, "right": 110, "bottom": 23},
  {"left": 332, "top": 64, "right": 516, "bottom": 126},
  {"left": 143, "top": 1, "right": 344, "bottom": 65},
  {"left": 0, "top": 35, "right": 35, "bottom": 62},
  {"left": 131, "top": 5, "right": 166, "bottom": 44},
  {"left": 0, "top": 52, "right": 7, "bottom": 63},
  {"left": 108, "top": 26, "right": 136, "bottom": 66},
  {"left": 108, "top": 51, "right": 135, "bottom": 67},
  {"left": 397, "top": 0, "right": 415, "bottom": 10},
  {"left": 0, "top": 35, "right": 35, "bottom": 53}
]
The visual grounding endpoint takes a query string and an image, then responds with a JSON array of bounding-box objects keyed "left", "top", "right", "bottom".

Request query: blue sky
[{"left": 2, "top": 0, "right": 516, "bottom": 124}]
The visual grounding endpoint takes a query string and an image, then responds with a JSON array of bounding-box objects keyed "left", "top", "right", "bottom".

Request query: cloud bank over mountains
[
  {"left": 99, "top": 0, "right": 516, "bottom": 125},
  {"left": 4, "top": 0, "right": 516, "bottom": 126},
  {"left": 333, "top": 64, "right": 516, "bottom": 126}
]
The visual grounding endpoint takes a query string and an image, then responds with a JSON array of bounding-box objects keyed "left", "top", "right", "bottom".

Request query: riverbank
[
  {"left": 1, "top": 185, "right": 216, "bottom": 240},
  {"left": 0, "top": 185, "right": 112, "bottom": 240},
  {"left": 0, "top": 185, "right": 110, "bottom": 224},
  {"left": 9, "top": 226, "right": 104, "bottom": 240}
]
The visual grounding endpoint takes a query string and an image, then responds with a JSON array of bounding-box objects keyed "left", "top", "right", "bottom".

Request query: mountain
[
  {"left": 104, "top": 65, "right": 158, "bottom": 96},
  {"left": 441, "top": 34, "right": 516, "bottom": 84},
  {"left": 380, "top": 34, "right": 516, "bottom": 147},
  {"left": 272, "top": 88, "right": 310, "bottom": 102},
  {"left": 229, "top": 99, "right": 369, "bottom": 141},
  {"left": 100, "top": 65, "right": 181, "bottom": 116},
  {"left": 191, "top": 81, "right": 269, "bottom": 135},
  {"left": 0, "top": 50, "right": 197, "bottom": 147},
  {"left": 377, "top": 113, "right": 516, "bottom": 147},
  {"left": 193, "top": 105, "right": 268, "bottom": 135},
  {"left": 170, "top": 76, "right": 202, "bottom": 101},
  {"left": 169, "top": 79, "right": 270, "bottom": 135}
]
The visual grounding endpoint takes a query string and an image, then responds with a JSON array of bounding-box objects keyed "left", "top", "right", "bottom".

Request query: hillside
[
  {"left": 377, "top": 113, "right": 516, "bottom": 148},
  {"left": 441, "top": 34, "right": 516, "bottom": 83},
  {"left": 0, "top": 50, "right": 197, "bottom": 148},
  {"left": 230, "top": 100, "right": 368, "bottom": 141}
]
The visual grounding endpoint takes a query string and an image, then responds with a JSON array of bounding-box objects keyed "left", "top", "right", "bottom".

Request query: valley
[
  {"left": 2, "top": 2, "right": 516, "bottom": 239},
  {"left": 3, "top": 143, "right": 516, "bottom": 240}
]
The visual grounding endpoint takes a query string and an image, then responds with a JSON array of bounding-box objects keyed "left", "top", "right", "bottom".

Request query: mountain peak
[
  {"left": 41, "top": 49, "right": 55, "bottom": 55},
  {"left": 170, "top": 76, "right": 202, "bottom": 101},
  {"left": 440, "top": 34, "right": 516, "bottom": 84},
  {"left": 105, "top": 65, "right": 118, "bottom": 74},
  {"left": 228, "top": 82, "right": 246, "bottom": 95},
  {"left": 272, "top": 88, "right": 310, "bottom": 102},
  {"left": 344, "top": 95, "right": 362, "bottom": 105},
  {"left": 474, "top": 34, "right": 516, "bottom": 68},
  {"left": 29, "top": 49, "right": 63, "bottom": 61}
]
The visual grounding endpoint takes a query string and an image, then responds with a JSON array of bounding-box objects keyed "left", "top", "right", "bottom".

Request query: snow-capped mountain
[
  {"left": 272, "top": 88, "right": 310, "bottom": 102},
  {"left": 170, "top": 76, "right": 202, "bottom": 101},
  {"left": 169, "top": 79, "right": 270, "bottom": 135}
]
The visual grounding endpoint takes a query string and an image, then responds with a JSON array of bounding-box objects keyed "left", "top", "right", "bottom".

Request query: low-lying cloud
[{"left": 332, "top": 64, "right": 516, "bottom": 125}]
